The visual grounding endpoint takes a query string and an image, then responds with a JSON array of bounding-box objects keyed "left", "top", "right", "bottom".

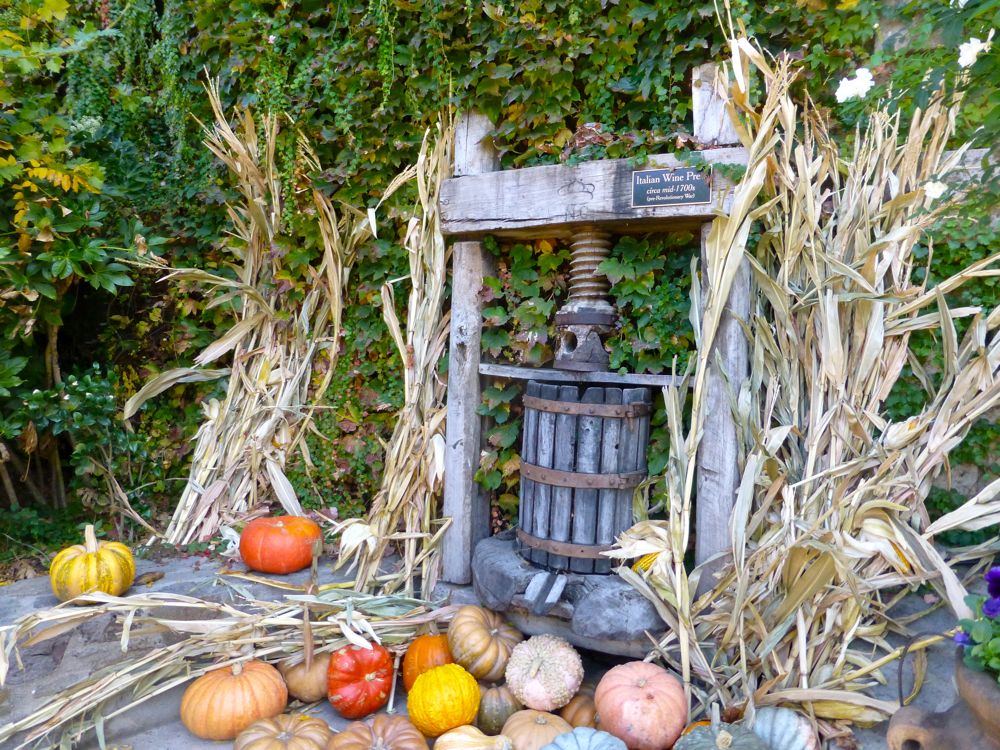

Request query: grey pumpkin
[
  {"left": 539, "top": 727, "right": 627, "bottom": 750},
  {"left": 674, "top": 723, "right": 769, "bottom": 750}
]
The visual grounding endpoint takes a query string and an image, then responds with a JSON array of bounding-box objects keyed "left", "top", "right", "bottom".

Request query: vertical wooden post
[
  {"left": 442, "top": 112, "right": 499, "bottom": 585},
  {"left": 693, "top": 63, "right": 748, "bottom": 590},
  {"left": 692, "top": 63, "right": 741, "bottom": 146}
]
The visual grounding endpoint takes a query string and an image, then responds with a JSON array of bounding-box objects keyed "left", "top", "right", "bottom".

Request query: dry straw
[
  {"left": 0, "top": 586, "right": 453, "bottom": 749},
  {"left": 610, "top": 32, "right": 1000, "bottom": 738},
  {"left": 335, "top": 119, "right": 454, "bottom": 600},
  {"left": 124, "top": 81, "right": 404, "bottom": 545}
]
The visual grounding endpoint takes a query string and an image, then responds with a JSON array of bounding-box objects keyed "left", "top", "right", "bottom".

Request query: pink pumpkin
[
  {"left": 594, "top": 662, "right": 686, "bottom": 750},
  {"left": 504, "top": 634, "right": 583, "bottom": 711}
]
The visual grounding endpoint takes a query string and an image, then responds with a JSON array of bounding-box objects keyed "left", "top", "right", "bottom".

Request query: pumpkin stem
[
  {"left": 716, "top": 730, "right": 733, "bottom": 750},
  {"left": 231, "top": 661, "right": 244, "bottom": 676},
  {"left": 83, "top": 524, "right": 98, "bottom": 554}
]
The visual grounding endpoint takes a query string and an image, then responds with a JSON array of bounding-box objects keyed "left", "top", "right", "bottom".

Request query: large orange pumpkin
[
  {"left": 403, "top": 634, "right": 453, "bottom": 691},
  {"left": 327, "top": 714, "right": 429, "bottom": 750},
  {"left": 240, "top": 515, "right": 322, "bottom": 574},
  {"left": 327, "top": 643, "right": 394, "bottom": 719},
  {"left": 180, "top": 660, "right": 288, "bottom": 740},
  {"left": 447, "top": 605, "right": 523, "bottom": 682},
  {"left": 594, "top": 663, "right": 686, "bottom": 750}
]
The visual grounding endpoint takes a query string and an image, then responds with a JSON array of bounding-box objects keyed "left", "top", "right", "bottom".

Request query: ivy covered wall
[{"left": 0, "top": 0, "right": 996, "bottom": 555}]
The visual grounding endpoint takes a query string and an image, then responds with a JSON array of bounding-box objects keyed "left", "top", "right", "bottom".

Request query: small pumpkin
[
  {"left": 327, "top": 643, "right": 394, "bottom": 719},
  {"left": 407, "top": 663, "right": 481, "bottom": 737},
  {"left": 403, "top": 633, "right": 453, "bottom": 691},
  {"left": 539, "top": 727, "right": 626, "bottom": 750},
  {"left": 477, "top": 684, "right": 523, "bottom": 735},
  {"left": 435, "top": 725, "right": 514, "bottom": 750},
  {"left": 180, "top": 660, "right": 288, "bottom": 740},
  {"left": 501, "top": 710, "right": 573, "bottom": 750},
  {"left": 327, "top": 715, "right": 429, "bottom": 750},
  {"left": 750, "top": 707, "right": 820, "bottom": 750},
  {"left": 448, "top": 605, "right": 524, "bottom": 682},
  {"left": 49, "top": 524, "right": 135, "bottom": 602},
  {"left": 594, "top": 662, "right": 686, "bottom": 750},
  {"left": 505, "top": 634, "right": 583, "bottom": 711},
  {"left": 279, "top": 652, "right": 332, "bottom": 703},
  {"left": 673, "top": 724, "right": 768, "bottom": 750},
  {"left": 240, "top": 515, "right": 322, "bottom": 574},
  {"left": 560, "top": 693, "right": 598, "bottom": 729},
  {"left": 233, "top": 713, "right": 333, "bottom": 750}
]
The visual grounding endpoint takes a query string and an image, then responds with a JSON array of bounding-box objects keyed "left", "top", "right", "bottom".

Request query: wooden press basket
[{"left": 517, "top": 380, "right": 651, "bottom": 574}]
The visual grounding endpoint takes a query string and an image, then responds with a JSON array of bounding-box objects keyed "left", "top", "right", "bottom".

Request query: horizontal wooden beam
[
  {"left": 439, "top": 147, "right": 748, "bottom": 239},
  {"left": 479, "top": 362, "right": 685, "bottom": 388}
]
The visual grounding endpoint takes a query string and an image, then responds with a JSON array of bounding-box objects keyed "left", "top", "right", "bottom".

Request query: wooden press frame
[{"left": 439, "top": 64, "right": 750, "bottom": 591}]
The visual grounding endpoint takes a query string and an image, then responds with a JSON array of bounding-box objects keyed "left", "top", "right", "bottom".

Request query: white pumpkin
[
  {"left": 752, "top": 707, "right": 819, "bottom": 750},
  {"left": 504, "top": 634, "right": 584, "bottom": 711}
]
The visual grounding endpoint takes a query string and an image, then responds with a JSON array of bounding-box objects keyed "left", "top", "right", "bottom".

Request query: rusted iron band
[
  {"left": 522, "top": 395, "right": 650, "bottom": 418},
  {"left": 520, "top": 462, "right": 645, "bottom": 489},
  {"left": 516, "top": 527, "right": 613, "bottom": 560}
]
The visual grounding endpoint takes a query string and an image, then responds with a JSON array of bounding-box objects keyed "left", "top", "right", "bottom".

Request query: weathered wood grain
[
  {"left": 692, "top": 63, "right": 741, "bottom": 146},
  {"left": 548, "top": 385, "right": 579, "bottom": 570},
  {"left": 531, "top": 383, "right": 560, "bottom": 567},
  {"left": 595, "top": 388, "right": 623, "bottom": 574},
  {"left": 518, "top": 380, "right": 541, "bottom": 558},
  {"left": 480, "top": 362, "right": 685, "bottom": 388},
  {"left": 694, "top": 221, "right": 750, "bottom": 592},
  {"left": 440, "top": 148, "right": 747, "bottom": 240},
  {"left": 571, "top": 387, "right": 604, "bottom": 574},
  {"left": 442, "top": 112, "right": 500, "bottom": 584}
]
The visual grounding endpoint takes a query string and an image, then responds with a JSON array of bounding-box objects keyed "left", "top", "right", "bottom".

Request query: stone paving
[{"left": 0, "top": 553, "right": 963, "bottom": 749}]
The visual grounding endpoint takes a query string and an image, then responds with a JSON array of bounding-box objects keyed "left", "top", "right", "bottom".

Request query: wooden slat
[
  {"left": 571, "top": 387, "right": 604, "bottom": 574},
  {"left": 480, "top": 362, "right": 685, "bottom": 388},
  {"left": 615, "top": 388, "right": 649, "bottom": 539},
  {"left": 518, "top": 381, "right": 541, "bottom": 550},
  {"left": 594, "top": 388, "right": 623, "bottom": 574},
  {"left": 439, "top": 148, "right": 747, "bottom": 240},
  {"left": 531, "top": 384, "right": 560, "bottom": 567},
  {"left": 695, "top": 221, "right": 750, "bottom": 591},
  {"left": 442, "top": 112, "right": 500, "bottom": 585},
  {"left": 548, "top": 385, "right": 579, "bottom": 570}
]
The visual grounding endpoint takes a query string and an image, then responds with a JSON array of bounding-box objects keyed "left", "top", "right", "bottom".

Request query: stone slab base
[{"left": 461, "top": 534, "right": 666, "bottom": 658}]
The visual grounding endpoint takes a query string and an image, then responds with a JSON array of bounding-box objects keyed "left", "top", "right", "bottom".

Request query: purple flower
[
  {"left": 954, "top": 630, "right": 972, "bottom": 646},
  {"left": 984, "top": 597, "right": 1000, "bottom": 620},
  {"left": 986, "top": 566, "right": 1000, "bottom": 598}
]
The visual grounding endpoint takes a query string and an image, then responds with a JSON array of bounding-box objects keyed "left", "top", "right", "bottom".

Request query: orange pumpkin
[
  {"left": 560, "top": 693, "right": 599, "bottom": 729},
  {"left": 403, "top": 634, "right": 453, "bottom": 691},
  {"left": 180, "top": 660, "right": 288, "bottom": 740},
  {"left": 327, "top": 714, "right": 429, "bottom": 750},
  {"left": 593, "top": 662, "right": 686, "bottom": 750},
  {"left": 240, "top": 516, "right": 322, "bottom": 574}
]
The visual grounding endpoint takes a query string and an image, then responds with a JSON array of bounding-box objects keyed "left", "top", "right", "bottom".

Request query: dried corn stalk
[
  {"left": 125, "top": 81, "right": 402, "bottom": 544},
  {"left": 0, "top": 586, "right": 453, "bottom": 749},
  {"left": 610, "top": 33, "right": 1000, "bottom": 737},
  {"left": 336, "top": 120, "right": 453, "bottom": 599}
]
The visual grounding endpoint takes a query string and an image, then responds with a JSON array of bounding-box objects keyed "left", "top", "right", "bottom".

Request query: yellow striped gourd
[{"left": 49, "top": 524, "right": 135, "bottom": 602}]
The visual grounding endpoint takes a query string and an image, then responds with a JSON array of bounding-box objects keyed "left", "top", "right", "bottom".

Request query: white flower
[
  {"left": 958, "top": 32, "right": 993, "bottom": 68},
  {"left": 267, "top": 34, "right": 276, "bottom": 45},
  {"left": 950, "top": 0, "right": 968, "bottom": 7},
  {"left": 923, "top": 180, "right": 948, "bottom": 200},
  {"left": 835, "top": 67, "right": 875, "bottom": 103}
]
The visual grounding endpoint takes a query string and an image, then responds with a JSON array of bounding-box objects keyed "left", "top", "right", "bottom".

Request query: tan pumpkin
[
  {"left": 477, "top": 684, "right": 523, "bottom": 736},
  {"left": 180, "top": 660, "right": 288, "bottom": 740},
  {"left": 501, "top": 710, "right": 572, "bottom": 750},
  {"left": 505, "top": 634, "right": 583, "bottom": 711},
  {"left": 594, "top": 662, "right": 686, "bottom": 750},
  {"left": 407, "top": 663, "right": 481, "bottom": 737},
  {"left": 233, "top": 713, "right": 333, "bottom": 750},
  {"left": 49, "top": 524, "right": 135, "bottom": 602},
  {"left": 448, "top": 606, "right": 524, "bottom": 682},
  {"left": 327, "top": 714, "right": 429, "bottom": 750},
  {"left": 560, "top": 693, "right": 599, "bottom": 729},
  {"left": 435, "top": 725, "right": 514, "bottom": 750},
  {"left": 279, "top": 652, "right": 332, "bottom": 703}
]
